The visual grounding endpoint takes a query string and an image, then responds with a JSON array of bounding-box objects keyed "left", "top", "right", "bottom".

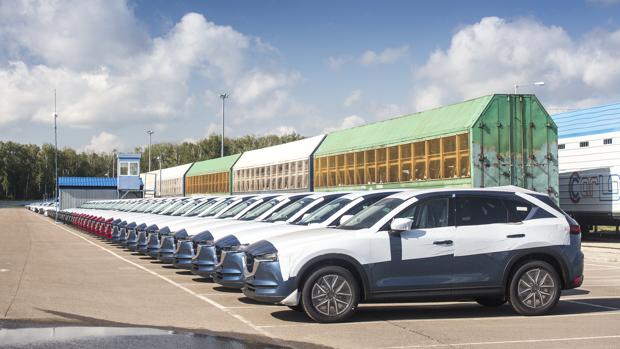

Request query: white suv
[{"left": 242, "top": 187, "right": 584, "bottom": 323}]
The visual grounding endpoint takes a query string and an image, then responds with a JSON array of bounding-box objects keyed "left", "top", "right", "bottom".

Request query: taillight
[{"left": 570, "top": 224, "right": 581, "bottom": 235}]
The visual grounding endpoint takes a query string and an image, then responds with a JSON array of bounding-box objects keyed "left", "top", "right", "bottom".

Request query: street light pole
[
  {"left": 514, "top": 81, "right": 545, "bottom": 94},
  {"left": 54, "top": 89, "right": 59, "bottom": 223},
  {"left": 219, "top": 93, "right": 228, "bottom": 157},
  {"left": 146, "top": 130, "right": 154, "bottom": 172}
]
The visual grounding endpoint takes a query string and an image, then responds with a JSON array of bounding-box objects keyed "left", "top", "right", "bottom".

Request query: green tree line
[{"left": 0, "top": 133, "right": 304, "bottom": 200}]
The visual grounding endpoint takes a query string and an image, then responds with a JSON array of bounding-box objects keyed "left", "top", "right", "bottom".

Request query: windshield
[
  {"left": 296, "top": 198, "right": 351, "bottom": 226},
  {"left": 338, "top": 198, "right": 403, "bottom": 230},
  {"left": 173, "top": 200, "right": 202, "bottom": 216},
  {"left": 238, "top": 198, "right": 280, "bottom": 221},
  {"left": 198, "top": 199, "right": 235, "bottom": 217},
  {"left": 217, "top": 198, "right": 257, "bottom": 218},
  {"left": 184, "top": 200, "right": 217, "bottom": 217},
  {"left": 160, "top": 201, "right": 185, "bottom": 215},
  {"left": 265, "top": 197, "right": 315, "bottom": 223},
  {"left": 151, "top": 201, "right": 175, "bottom": 214}
]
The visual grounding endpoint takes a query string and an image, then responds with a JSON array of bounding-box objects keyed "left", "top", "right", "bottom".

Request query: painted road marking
[
  {"left": 379, "top": 335, "right": 620, "bottom": 348},
  {"left": 36, "top": 214, "right": 271, "bottom": 338},
  {"left": 563, "top": 300, "right": 620, "bottom": 311}
]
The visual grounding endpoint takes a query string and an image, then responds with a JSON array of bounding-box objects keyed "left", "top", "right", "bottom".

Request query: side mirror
[
  {"left": 339, "top": 215, "right": 353, "bottom": 225},
  {"left": 390, "top": 218, "right": 413, "bottom": 232},
  {"left": 302, "top": 213, "right": 311, "bottom": 220}
]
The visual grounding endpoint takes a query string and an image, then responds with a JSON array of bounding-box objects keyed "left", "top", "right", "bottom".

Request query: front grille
[{"left": 245, "top": 252, "right": 254, "bottom": 273}]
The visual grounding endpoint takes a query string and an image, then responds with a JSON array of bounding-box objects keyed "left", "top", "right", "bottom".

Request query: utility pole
[
  {"left": 53, "top": 89, "right": 59, "bottom": 223},
  {"left": 219, "top": 93, "right": 228, "bottom": 157},
  {"left": 146, "top": 130, "right": 154, "bottom": 172}
]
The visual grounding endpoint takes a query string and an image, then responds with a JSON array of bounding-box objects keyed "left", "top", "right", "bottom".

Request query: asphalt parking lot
[{"left": 2, "top": 208, "right": 620, "bottom": 348}]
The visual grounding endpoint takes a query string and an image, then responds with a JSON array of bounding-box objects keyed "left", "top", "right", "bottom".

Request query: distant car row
[
  {"left": 39, "top": 186, "right": 584, "bottom": 323},
  {"left": 27, "top": 201, "right": 57, "bottom": 216}
]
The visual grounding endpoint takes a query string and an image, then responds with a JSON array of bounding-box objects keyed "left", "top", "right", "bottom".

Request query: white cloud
[
  {"left": 0, "top": 0, "right": 307, "bottom": 145},
  {"left": 412, "top": 16, "right": 620, "bottom": 112},
  {"left": 344, "top": 89, "right": 361, "bottom": 107},
  {"left": 270, "top": 125, "right": 297, "bottom": 136},
  {"left": 326, "top": 55, "right": 351, "bottom": 70},
  {"left": 323, "top": 115, "right": 366, "bottom": 133},
  {"left": 360, "top": 45, "right": 409, "bottom": 65},
  {"left": 83, "top": 131, "right": 123, "bottom": 153}
]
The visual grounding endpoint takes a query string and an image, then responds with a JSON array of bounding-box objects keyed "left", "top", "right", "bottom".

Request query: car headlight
[{"left": 254, "top": 252, "right": 278, "bottom": 262}]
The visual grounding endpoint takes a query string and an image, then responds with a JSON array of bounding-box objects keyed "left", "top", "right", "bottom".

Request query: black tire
[
  {"left": 287, "top": 304, "right": 304, "bottom": 312},
  {"left": 509, "top": 260, "right": 561, "bottom": 316},
  {"left": 476, "top": 297, "right": 507, "bottom": 307},
  {"left": 301, "top": 265, "right": 359, "bottom": 323}
]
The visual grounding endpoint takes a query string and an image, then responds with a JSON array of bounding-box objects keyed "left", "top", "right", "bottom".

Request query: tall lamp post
[
  {"left": 514, "top": 81, "right": 545, "bottom": 94},
  {"left": 146, "top": 130, "right": 154, "bottom": 172},
  {"left": 219, "top": 93, "right": 228, "bottom": 157},
  {"left": 53, "top": 89, "right": 59, "bottom": 223}
]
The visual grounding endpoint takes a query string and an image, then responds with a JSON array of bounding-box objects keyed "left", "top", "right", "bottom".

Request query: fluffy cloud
[
  {"left": 83, "top": 131, "right": 122, "bottom": 153},
  {"left": 344, "top": 89, "right": 361, "bottom": 107},
  {"left": 326, "top": 55, "right": 351, "bottom": 70},
  {"left": 0, "top": 0, "right": 306, "bottom": 144},
  {"left": 360, "top": 45, "right": 408, "bottom": 65},
  {"left": 412, "top": 16, "right": 620, "bottom": 112},
  {"left": 323, "top": 115, "right": 366, "bottom": 133}
]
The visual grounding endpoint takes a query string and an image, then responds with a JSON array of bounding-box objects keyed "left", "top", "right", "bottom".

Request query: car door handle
[
  {"left": 507, "top": 234, "right": 525, "bottom": 238},
  {"left": 433, "top": 240, "right": 453, "bottom": 246}
]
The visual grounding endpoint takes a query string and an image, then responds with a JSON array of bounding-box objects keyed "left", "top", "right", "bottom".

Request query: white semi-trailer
[{"left": 554, "top": 104, "right": 620, "bottom": 233}]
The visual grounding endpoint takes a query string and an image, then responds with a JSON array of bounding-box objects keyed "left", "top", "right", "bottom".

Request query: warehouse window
[
  {"left": 314, "top": 132, "right": 471, "bottom": 188},
  {"left": 187, "top": 171, "right": 229, "bottom": 194},
  {"left": 558, "top": 144, "right": 565, "bottom": 150},
  {"left": 234, "top": 159, "right": 310, "bottom": 192},
  {"left": 604, "top": 138, "right": 613, "bottom": 145},
  {"left": 580, "top": 141, "right": 589, "bottom": 148}
]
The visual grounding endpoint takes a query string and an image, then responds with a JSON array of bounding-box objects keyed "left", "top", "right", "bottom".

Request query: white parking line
[
  {"left": 37, "top": 215, "right": 271, "bottom": 338},
  {"left": 379, "top": 335, "right": 620, "bottom": 348},
  {"left": 563, "top": 300, "right": 620, "bottom": 311}
]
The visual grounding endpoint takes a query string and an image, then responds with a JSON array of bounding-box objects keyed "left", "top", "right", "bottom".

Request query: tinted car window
[
  {"left": 339, "top": 198, "right": 403, "bottom": 230},
  {"left": 504, "top": 198, "right": 533, "bottom": 222},
  {"left": 395, "top": 197, "right": 449, "bottom": 229},
  {"left": 457, "top": 196, "right": 507, "bottom": 226}
]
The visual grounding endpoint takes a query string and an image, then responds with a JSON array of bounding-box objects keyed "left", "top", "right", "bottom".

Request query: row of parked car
[
  {"left": 40, "top": 186, "right": 584, "bottom": 323},
  {"left": 28, "top": 201, "right": 57, "bottom": 216}
]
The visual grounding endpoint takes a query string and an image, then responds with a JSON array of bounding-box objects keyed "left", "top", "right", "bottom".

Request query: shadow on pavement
[{"left": 268, "top": 297, "right": 620, "bottom": 324}]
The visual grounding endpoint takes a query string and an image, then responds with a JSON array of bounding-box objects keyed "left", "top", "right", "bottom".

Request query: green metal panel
[
  {"left": 314, "top": 95, "right": 494, "bottom": 157},
  {"left": 471, "top": 95, "right": 558, "bottom": 200},
  {"left": 315, "top": 178, "right": 473, "bottom": 192},
  {"left": 186, "top": 154, "right": 241, "bottom": 177}
]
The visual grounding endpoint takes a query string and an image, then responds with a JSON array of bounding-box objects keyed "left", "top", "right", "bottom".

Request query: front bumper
[
  {"left": 191, "top": 244, "right": 218, "bottom": 277},
  {"left": 212, "top": 250, "right": 245, "bottom": 288},
  {"left": 242, "top": 260, "right": 297, "bottom": 304}
]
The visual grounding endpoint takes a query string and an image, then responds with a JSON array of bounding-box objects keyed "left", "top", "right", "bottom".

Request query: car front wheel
[
  {"left": 301, "top": 265, "right": 359, "bottom": 323},
  {"left": 509, "top": 260, "right": 561, "bottom": 316}
]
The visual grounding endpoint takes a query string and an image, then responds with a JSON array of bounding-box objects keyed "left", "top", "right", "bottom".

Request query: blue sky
[{"left": 2, "top": 0, "right": 620, "bottom": 152}]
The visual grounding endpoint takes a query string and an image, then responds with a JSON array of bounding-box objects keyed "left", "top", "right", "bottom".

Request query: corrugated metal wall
[{"left": 59, "top": 188, "right": 118, "bottom": 210}]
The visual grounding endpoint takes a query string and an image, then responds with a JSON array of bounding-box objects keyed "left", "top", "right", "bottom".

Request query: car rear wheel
[
  {"left": 301, "top": 266, "right": 359, "bottom": 323},
  {"left": 509, "top": 260, "right": 561, "bottom": 316}
]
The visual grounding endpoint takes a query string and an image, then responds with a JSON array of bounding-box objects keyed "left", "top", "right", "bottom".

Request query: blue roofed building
[{"left": 57, "top": 153, "right": 144, "bottom": 210}]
